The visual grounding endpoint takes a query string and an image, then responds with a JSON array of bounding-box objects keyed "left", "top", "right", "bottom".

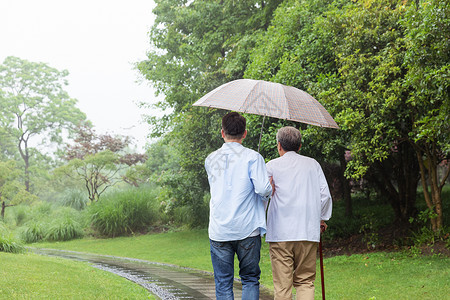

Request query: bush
[
  {"left": 59, "top": 189, "right": 88, "bottom": 211},
  {"left": 44, "top": 207, "right": 85, "bottom": 241},
  {"left": 88, "top": 187, "right": 159, "bottom": 237},
  {"left": 20, "top": 221, "right": 46, "bottom": 243},
  {"left": 171, "top": 194, "right": 210, "bottom": 228},
  {"left": 45, "top": 217, "right": 84, "bottom": 241},
  {"left": 0, "top": 224, "right": 24, "bottom": 253}
]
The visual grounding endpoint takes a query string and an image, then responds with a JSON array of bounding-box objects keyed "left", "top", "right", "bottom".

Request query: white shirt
[
  {"left": 205, "top": 142, "right": 272, "bottom": 241},
  {"left": 266, "top": 151, "right": 332, "bottom": 243}
]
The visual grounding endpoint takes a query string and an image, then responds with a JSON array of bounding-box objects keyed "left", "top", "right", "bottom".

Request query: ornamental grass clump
[
  {"left": 0, "top": 224, "right": 24, "bottom": 253},
  {"left": 88, "top": 187, "right": 159, "bottom": 237},
  {"left": 59, "top": 188, "right": 88, "bottom": 211},
  {"left": 45, "top": 217, "right": 84, "bottom": 241},
  {"left": 20, "top": 221, "right": 46, "bottom": 243}
]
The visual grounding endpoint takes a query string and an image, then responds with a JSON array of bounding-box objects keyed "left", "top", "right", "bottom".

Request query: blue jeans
[{"left": 210, "top": 236, "right": 261, "bottom": 300}]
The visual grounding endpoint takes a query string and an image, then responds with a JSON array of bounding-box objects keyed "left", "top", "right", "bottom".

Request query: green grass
[
  {"left": 34, "top": 229, "right": 450, "bottom": 299},
  {"left": 0, "top": 251, "right": 154, "bottom": 299}
]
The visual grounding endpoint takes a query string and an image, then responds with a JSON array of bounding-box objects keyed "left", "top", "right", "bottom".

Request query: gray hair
[{"left": 276, "top": 126, "right": 302, "bottom": 152}]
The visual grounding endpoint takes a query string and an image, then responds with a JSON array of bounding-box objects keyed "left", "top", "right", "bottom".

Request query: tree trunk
[
  {"left": 368, "top": 142, "right": 419, "bottom": 223},
  {"left": 1, "top": 201, "right": 5, "bottom": 219},
  {"left": 412, "top": 141, "right": 448, "bottom": 231},
  {"left": 18, "top": 136, "right": 31, "bottom": 192}
]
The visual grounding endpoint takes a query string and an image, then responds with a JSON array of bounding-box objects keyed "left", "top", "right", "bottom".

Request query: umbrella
[{"left": 193, "top": 79, "right": 339, "bottom": 129}]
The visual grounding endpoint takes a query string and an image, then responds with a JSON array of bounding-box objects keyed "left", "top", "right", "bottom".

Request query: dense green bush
[
  {"left": 0, "top": 223, "right": 24, "bottom": 253},
  {"left": 88, "top": 186, "right": 160, "bottom": 237},
  {"left": 20, "top": 221, "right": 46, "bottom": 243},
  {"left": 45, "top": 217, "right": 84, "bottom": 241},
  {"left": 59, "top": 189, "right": 88, "bottom": 211},
  {"left": 16, "top": 205, "right": 85, "bottom": 243}
]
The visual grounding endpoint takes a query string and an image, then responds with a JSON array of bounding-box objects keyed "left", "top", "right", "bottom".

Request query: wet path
[{"left": 32, "top": 248, "right": 273, "bottom": 300}]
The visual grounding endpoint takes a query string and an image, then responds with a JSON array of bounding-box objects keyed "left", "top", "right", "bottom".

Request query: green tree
[
  {"left": 245, "top": 0, "right": 353, "bottom": 214},
  {"left": 402, "top": 0, "right": 450, "bottom": 230},
  {"left": 0, "top": 56, "right": 87, "bottom": 192},
  {"left": 138, "top": 0, "right": 283, "bottom": 226},
  {"left": 315, "top": 0, "right": 449, "bottom": 228},
  {"left": 56, "top": 126, "right": 147, "bottom": 202},
  {"left": 0, "top": 160, "right": 37, "bottom": 219}
]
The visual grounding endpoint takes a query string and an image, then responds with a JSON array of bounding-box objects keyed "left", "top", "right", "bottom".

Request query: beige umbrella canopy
[{"left": 193, "top": 79, "right": 339, "bottom": 129}]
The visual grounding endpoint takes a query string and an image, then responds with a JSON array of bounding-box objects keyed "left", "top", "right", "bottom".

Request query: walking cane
[{"left": 319, "top": 226, "right": 326, "bottom": 300}]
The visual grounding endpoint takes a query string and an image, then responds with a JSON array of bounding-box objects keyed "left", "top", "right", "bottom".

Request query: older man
[
  {"left": 266, "top": 126, "right": 332, "bottom": 300},
  {"left": 205, "top": 112, "right": 272, "bottom": 300}
]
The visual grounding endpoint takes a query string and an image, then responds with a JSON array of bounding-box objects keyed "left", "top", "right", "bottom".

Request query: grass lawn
[
  {"left": 0, "top": 251, "right": 154, "bottom": 299},
  {"left": 34, "top": 229, "right": 450, "bottom": 299}
]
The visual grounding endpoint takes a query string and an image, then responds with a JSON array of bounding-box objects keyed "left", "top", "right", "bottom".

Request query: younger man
[{"left": 205, "top": 112, "right": 272, "bottom": 300}]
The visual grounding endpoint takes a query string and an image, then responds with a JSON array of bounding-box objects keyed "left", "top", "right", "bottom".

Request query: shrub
[
  {"left": 14, "top": 205, "right": 30, "bottom": 226},
  {"left": 88, "top": 187, "right": 159, "bottom": 237},
  {"left": 45, "top": 217, "right": 84, "bottom": 241},
  {"left": 20, "top": 222, "right": 46, "bottom": 243},
  {"left": 45, "top": 207, "right": 85, "bottom": 241},
  {"left": 0, "top": 224, "right": 24, "bottom": 253},
  {"left": 59, "top": 189, "right": 88, "bottom": 211}
]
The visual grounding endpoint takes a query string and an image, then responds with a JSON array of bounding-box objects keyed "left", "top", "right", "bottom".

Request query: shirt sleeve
[
  {"left": 318, "top": 163, "right": 332, "bottom": 221},
  {"left": 250, "top": 154, "right": 272, "bottom": 201}
]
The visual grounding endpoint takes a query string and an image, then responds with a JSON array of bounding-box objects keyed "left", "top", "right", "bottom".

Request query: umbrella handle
[{"left": 257, "top": 115, "right": 266, "bottom": 153}]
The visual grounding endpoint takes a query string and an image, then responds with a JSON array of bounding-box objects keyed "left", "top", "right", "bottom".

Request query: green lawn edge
[{"left": 31, "top": 229, "right": 450, "bottom": 300}]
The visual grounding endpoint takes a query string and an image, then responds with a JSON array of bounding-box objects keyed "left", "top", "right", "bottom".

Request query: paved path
[{"left": 32, "top": 248, "right": 273, "bottom": 300}]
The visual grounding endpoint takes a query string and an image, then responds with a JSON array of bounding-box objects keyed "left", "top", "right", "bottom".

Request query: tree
[
  {"left": 56, "top": 126, "right": 147, "bottom": 202},
  {"left": 0, "top": 56, "right": 87, "bottom": 192},
  {"left": 402, "top": 0, "right": 450, "bottom": 230},
  {"left": 137, "top": 0, "right": 283, "bottom": 226},
  {"left": 314, "top": 0, "right": 448, "bottom": 228},
  {"left": 0, "top": 160, "right": 36, "bottom": 219},
  {"left": 245, "top": 0, "right": 354, "bottom": 214}
]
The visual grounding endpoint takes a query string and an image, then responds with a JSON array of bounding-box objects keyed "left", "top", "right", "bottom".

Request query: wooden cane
[{"left": 319, "top": 227, "right": 325, "bottom": 300}]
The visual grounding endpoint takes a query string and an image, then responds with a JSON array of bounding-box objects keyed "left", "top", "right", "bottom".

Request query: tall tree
[
  {"left": 402, "top": 0, "right": 450, "bottom": 230},
  {"left": 245, "top": 0, "right": 353, "bottom": 213},
  {"left": 56, "top": 126, "right": 147, "bottom": 202},
  {"left": 138, "top": 0, "right": 283, "bottom": 226},
  {"left": 316, "top": 0, "right": 448, "bottom": 227},
  {"left": 0, "top": 56, "right": 87, "bottom": 192}
]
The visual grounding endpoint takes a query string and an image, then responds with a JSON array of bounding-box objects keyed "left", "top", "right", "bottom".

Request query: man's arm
[
  {"left": 318, "top": 164, "right": 332, "bottom": 221},
  {"left": 250, "top": 154, "right": 272, "bottom": 200}
]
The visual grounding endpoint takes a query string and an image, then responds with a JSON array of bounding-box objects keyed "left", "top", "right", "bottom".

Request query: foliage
[
  {"left": 45, "top": 217, "right": 84, "bottom": 242},
  {"left": 59, "top": 188, "right": 88, "bottom": 211},
  {"left": 20, "top": 221, "right": 46, "bottom": 243},
  {"left": 137, "top": 1, "right": 284, "bottom": 227},
  {"left": 0, "top": 223, "right": 24, "bottom": 253},
  {"left": 401, "top": 0, "right": 450, "bottom": 230},
  {"left": 10, "top": 203, "right": 85, "bottom": 243},
  {"left": 56, "top": 126, "right": 147, "bottom": 202},
  {"left": 0, "top": 160, "right": 37, "bottom": 220},
  {"left": 88, "top": 186, "right": 160, "bottom": 237},
  {"left": 244, "top": 0, "right": 449, "bottom": 227},
  {"left": 0, "top": 56, "right": 87, "bottom": 192}
]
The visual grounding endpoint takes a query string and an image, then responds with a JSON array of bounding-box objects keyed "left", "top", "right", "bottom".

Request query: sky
[{"left": 0, "top": 0, "right": 162, "bottom": 150}]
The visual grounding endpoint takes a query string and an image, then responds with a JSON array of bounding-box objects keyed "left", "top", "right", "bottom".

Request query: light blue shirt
[{"left": 205, "top": 142, "right": 272, "bottom": 241}]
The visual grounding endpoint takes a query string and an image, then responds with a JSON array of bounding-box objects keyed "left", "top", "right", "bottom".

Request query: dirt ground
[{"left": 321, "top": 224, "right": 450, "bottom": 257}]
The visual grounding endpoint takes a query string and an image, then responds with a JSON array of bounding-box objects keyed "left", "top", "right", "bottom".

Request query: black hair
[{"left": 222, "top": 112, "right": 246, "bottom": 138}]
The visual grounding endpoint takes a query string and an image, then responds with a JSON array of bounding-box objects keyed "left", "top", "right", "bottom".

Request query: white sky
[{"left": 0, "top": 0, "right": 162, "bottom": 150}]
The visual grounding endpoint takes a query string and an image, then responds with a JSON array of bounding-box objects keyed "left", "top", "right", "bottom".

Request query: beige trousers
[{"left": 269, "top": 241, "right": 318, "bottom": 300}]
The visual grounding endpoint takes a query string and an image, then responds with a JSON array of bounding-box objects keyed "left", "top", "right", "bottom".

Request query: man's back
[
  {"left": 266, "top": 151, "right": 332, "bottom": 243},
  {"left": 206, "top": 142, "right": 271, "bottom": 241}
]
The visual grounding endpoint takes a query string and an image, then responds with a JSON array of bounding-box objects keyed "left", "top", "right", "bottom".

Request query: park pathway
[{"left": 32, "top": 248, "right": 273, "bottom": 300}]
